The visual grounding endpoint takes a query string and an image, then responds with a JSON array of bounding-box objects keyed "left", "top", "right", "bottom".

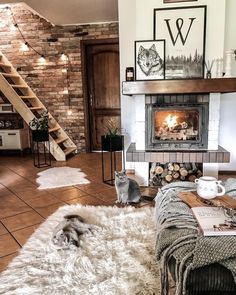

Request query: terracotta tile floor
[
  {"left": 0, "top": 152, "right": 157, "bottom": 272},
  {"left": 0, "top": 152, "right": 235, "bottom": 273}
]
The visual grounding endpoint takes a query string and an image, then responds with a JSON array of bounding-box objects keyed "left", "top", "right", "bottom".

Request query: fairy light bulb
[
  {"left": 62, "top": 68, "right": 67, "bottom": 73},
  {"left": 21, "top": 42, "right": 29, "bottom": 51},
  {"left": 10, "top": 23, "right": 17, "bottom": 31},
  {"left": 61, "top": 53, "right": 67, "bottom": 61},
  {"left": 67, "top": 109, "right": 72, "bottom": 116},
  {"left": 6, "top": 7, "right": 12, "bottom": 16},
  {"left": 39, "top": 55, "right": 46, "bottom": 63}
]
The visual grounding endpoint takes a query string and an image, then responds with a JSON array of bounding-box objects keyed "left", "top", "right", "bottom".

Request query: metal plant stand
[
  {"left": 33, "top": 140, "right": 51, "bottom": 168},
  {"left": 101, "top": 135, "right": 125, "bottom": 186}
]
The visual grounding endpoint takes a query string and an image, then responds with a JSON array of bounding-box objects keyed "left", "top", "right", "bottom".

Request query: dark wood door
[{"left": 86, "top": 42, "right": 120, "bottom": 150}]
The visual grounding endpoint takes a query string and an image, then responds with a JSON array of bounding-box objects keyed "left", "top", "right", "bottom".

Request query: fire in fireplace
[
  {"left": 145, "top": 95, "right": 209, "bottom": 150},
  {"left": 155, "top": 108, "right": 199, "bottom": 141}
]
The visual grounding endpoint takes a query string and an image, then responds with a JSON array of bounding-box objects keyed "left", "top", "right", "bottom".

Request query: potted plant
[
  {"left": 101, "top": 118, "right": 123, "bottom": 152},
  {"left": 29, "top": 110, "right": 49, "bottom": 142}
]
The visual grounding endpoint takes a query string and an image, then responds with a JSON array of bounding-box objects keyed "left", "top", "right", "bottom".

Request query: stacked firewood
[{"left": 149, "top": 162, "right": 202, "bottom": 187}]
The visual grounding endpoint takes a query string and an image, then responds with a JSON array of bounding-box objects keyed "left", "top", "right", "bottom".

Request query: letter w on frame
[{"left": 153, "top": 6, "right": 207, "bottom": 79}]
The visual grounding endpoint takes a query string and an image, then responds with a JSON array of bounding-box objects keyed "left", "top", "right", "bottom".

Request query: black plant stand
[
  {"left": 101, "top": 135, "right": 125, "bottom": 186},
  {"left": 31, "top": 130, "right": 51, "bottom": 168},
  {"left": 33, "top": 140, "right": 51, "bottom": 168}
]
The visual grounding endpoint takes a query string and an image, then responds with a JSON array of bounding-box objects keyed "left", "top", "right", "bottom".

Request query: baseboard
[{"left": 219, "top": 171, "right": 236, "bottom": 174}]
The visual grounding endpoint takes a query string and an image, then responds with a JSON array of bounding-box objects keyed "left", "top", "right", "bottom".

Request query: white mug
[{"left": 195, "top": 176, "right": 225, "bottom": 200}]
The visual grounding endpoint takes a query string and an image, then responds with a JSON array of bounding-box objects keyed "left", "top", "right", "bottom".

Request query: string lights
[{"left": 4, "top": 5, "right": 73, "bottom": 116}]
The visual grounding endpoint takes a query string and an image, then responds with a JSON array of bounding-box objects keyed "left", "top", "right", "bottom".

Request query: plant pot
[
  {"left": 101, "top": 135, "right": 123, "bottom": 152},
  {"left": 32, "top": 130, "right": 49, "bottom": 142}
]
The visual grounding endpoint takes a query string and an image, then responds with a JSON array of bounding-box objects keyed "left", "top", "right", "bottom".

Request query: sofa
[{"left": 155, "top": 181, "right": 236, "bottom": 295}]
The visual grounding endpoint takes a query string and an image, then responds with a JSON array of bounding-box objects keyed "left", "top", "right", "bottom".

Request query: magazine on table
[{"left": 192, "top": 206, "right": 236, "bottom": 236}]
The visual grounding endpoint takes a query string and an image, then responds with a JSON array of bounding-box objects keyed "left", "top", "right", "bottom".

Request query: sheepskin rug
[
  {"left": 36, "top": 167, "right": 90, "bottom": 189},
  {"left": 0, "top": 205, "right": 161, "bottom": 295}
]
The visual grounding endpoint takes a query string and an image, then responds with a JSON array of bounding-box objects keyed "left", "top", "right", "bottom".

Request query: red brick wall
[{"left": 0, "top": 3, "right": 119, "bottom": 151}]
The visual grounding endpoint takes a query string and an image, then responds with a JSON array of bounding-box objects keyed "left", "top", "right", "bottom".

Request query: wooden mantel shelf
[{"left": 122, "top": 78, "right": 236, "bottom": 95}]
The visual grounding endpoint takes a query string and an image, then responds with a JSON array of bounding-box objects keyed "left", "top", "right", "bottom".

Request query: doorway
[{"left": 81, "top": 38, "right": 120, "bottom": 151}]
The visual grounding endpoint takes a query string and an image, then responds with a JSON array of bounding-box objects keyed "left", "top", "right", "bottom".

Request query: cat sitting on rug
[
  {"left": 115, "top": 170, "right": 153, "bottom": 204},
  {"left": 52, "top": 214, "right": 93, "bottom": 248}
]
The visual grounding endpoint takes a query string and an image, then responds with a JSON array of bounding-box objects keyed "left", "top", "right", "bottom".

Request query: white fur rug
[
  {"left": 0, "top": 205, "right": 161, "bottom": 295},
  {"left": 36, "top": 167, "right": 90, "bottom": 189}
]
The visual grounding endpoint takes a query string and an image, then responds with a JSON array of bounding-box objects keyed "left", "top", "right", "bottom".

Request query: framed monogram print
[{"left": 154, "top": 6, "right": 206, "bottom": 79}]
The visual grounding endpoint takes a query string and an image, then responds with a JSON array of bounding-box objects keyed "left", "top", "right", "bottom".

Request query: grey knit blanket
[{"left": 155, "top": 179, "right": 236, "bottom": 295}]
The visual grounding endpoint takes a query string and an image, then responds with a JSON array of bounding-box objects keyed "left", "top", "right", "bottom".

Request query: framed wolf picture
[
  {"left": 135, "top": 40, "right": 165, "bottom": 81},
  {"left": 154, "top": 6, "right": 206, "bottom": 79}
]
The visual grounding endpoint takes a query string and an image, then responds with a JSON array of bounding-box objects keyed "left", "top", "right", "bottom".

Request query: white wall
[
  {"left": 118, "top": 0, "right": 236, "bottom": 172},
  {"left": 219, "top": 0, "right": 236, "bottom": 171}
]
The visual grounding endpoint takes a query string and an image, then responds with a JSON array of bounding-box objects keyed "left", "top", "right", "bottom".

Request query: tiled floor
[{"left": 0, "top": 152, "right": 157, "bottom": 272}]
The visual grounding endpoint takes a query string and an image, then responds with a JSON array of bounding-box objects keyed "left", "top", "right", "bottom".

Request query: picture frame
[
  {"left": 135, "top": 40, "right": 165, "bottom": 81},
  {"left": 154, "top": 6, "right": 206, "bottom": 79},
  {"left": 164, "top": 0, "right": 198, "bottom": 3}
]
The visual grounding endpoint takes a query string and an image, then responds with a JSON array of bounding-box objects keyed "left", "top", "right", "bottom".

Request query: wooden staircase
[{"left": 0, "top": 51, "right": 77, "bottom": 161}]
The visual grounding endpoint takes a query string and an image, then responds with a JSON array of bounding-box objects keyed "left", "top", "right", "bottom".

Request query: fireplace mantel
[{"left": 122, "top": 77, "right": 236, "bottom": 95}]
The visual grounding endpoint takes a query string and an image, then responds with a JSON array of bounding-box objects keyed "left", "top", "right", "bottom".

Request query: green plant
[
  {"left": 29, "top": 110, "right": 48, "bottom": 130},
  {"left": 104, "top": 118, "right": 120, "bottom": 137}
]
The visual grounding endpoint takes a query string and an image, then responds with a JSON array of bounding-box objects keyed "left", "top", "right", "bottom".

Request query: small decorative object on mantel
[
  {"left": 29, "top": 110, "right": 49, "bottom": 142},
  {"left": 125, "top": 67, "right": 134, "bottom": 81},
  {"left": 224, "top": 49, "right": 234, "bottom": 78},
  {"left": 204, "top": 60, "right": 214, "bottom": 79},
  {"left": 215, "top": 58, "right": 224, "bottom": 78}
]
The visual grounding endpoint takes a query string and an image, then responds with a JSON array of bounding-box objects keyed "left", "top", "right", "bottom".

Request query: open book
[{"left": 192, "top": 207, "right": 236, "bottom": 236}]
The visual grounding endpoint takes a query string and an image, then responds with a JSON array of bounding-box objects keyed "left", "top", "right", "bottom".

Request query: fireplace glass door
[{"left": 146, "top": 104, "right": 208, "bottom": 150}]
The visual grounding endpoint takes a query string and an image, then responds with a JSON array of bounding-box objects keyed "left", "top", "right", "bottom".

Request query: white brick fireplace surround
[{"left": 128, "top": 93, "right": 225, "bottom": 186}]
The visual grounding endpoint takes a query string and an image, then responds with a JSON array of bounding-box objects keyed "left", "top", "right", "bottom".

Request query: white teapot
[{"left": 195, "top": 176, "right": 225, "bottom": 200}]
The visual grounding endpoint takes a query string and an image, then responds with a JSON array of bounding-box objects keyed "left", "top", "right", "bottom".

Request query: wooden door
[{"left": 85, "top": 41, "right": 120, "bottom": 150}]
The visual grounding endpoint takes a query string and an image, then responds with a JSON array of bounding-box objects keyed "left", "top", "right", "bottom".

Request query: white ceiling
[{"left": 0, "top": 0, "right": 118, "bottom": 25}]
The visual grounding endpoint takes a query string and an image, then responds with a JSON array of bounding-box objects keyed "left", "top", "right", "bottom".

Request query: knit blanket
[{"left": 155, "top": 179, "right": 236, "bottom": 295}]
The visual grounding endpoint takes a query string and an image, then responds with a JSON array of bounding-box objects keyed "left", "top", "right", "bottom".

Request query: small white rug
[
  {"left": 36, "top": 167, "right": 90, "bottom": 189},
  {"left": 0, "top": 205, "right": 161, "bottom": 295}
]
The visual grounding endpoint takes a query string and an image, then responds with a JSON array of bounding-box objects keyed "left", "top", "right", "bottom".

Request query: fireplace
[{"left": 145, "top": 94, "right": 209, "bottom": 150}]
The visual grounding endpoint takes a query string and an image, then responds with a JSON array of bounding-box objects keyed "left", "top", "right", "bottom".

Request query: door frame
[{"left": 81, "top": 38, "right": 119, "bottom": 152}]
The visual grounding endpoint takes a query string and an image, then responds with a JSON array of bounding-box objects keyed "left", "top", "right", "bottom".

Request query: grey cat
[
  {"left": 52, "top": 214, "right": 93, "bottom": 248},
  {"left": 115, "top": 170, "right": 142, "bottom": 204},
  {"left": 137, "top": 44, "right": 163, "bottom": 77}
]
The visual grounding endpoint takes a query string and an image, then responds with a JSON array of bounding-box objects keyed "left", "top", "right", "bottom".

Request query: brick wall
[{"left": 0, "top": 3, "right": 119, "bottom": 151}]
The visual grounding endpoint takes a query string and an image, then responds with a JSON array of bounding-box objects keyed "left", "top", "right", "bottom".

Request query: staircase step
[
  {"left": 0, "top": 63, "right": 11, "bottom": 69},
  {"left": 49, "top": 126, "right": 61, "bottom": 133},
  {"left": 29, "top": 106, "right": 45, "bottom": 111},
  {"left": 20, "top": 95, "right": 36, "bottom": 100},
  {"left": 54, "top": 137, "right": 68, "bottom": 144},
  {"left": 11, "top": 84, "right": 28, "bottom": 89},
  {"left": 64, "top": 147, "right": 77, "bottom": 156},
  {"left": 0, "top": 50, "right": 77, "bottom": 162},
  {"left": 1, "top": 73, "right": 19, "bottom": 78}
]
